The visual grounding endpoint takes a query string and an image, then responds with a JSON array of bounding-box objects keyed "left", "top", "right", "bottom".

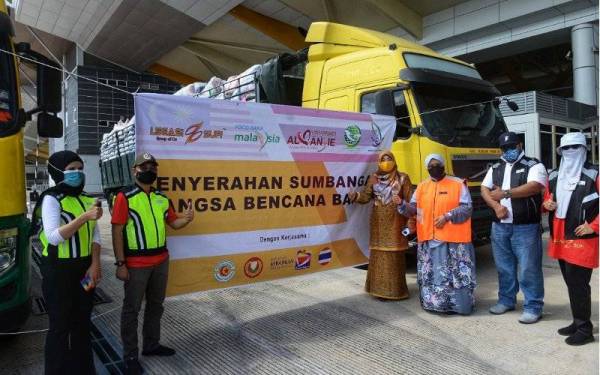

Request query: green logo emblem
[{"left": 344, "top": 125, "right": 361, "bottom": 147}]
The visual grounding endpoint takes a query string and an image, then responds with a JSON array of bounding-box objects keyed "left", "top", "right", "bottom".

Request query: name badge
[
  {"left": 579, "top": 181, "right": 586, "bottom": 185},
  {"left": 515, "top": 168, "right": 525, "bottom": 174}
]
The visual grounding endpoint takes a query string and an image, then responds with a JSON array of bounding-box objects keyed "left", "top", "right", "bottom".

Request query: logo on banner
[
  {"left": 185, "top": 123, "right": 224, "bottom": 144},
  {"left": 150, "top": 126, "right": 184, "bottom": 142},
  {"left": 234, "top": 125, "right": 280, "bottom": 150},
  {"left": 214, "top": 260, "right": 236, "bottom": 282},
  {"left": 318, "top": 248, "right": 332, "bottom": 265},
  {"left": 344, "top": 125, "right": 361, "bottom": 147},
  {"left": 295, "top": 250, "right": 311, "bottom": 270},
  {"left": 270, "top": 256, "right": 295, "bottom": 270},
  {"left": 244, "top": 257, "right": 264, "bottom": 278},
  {"left": 370, "top": 122, "right": 383, "bottom": 147},
  {"left": 287, "top": 129, "right": 336, "bottom": 152}
]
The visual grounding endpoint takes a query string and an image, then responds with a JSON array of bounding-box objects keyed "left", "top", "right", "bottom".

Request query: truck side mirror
[
  {"left": 37, "top": 112, "right": 62, "bottom": 138},
  {"left": 374, "top": 89, "right": 395, "bottom": 116},
  {"left": 36, "top": 62, "right": 62, "bottom": 113},
  {"left": 495, "top": 97, "right": 519, "bottom": 112}
]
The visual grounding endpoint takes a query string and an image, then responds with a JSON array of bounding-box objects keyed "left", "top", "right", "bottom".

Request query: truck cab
[
  {"left": 266, "top": 23, "right": 508, "bottom": 241},
  {"left": 0, "top": 2, "right": 63, "bottom": 332}
]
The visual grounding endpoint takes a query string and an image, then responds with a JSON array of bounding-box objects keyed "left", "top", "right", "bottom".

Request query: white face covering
[{"left": 556, "top": 147, "right": 587, "bottom": 219}]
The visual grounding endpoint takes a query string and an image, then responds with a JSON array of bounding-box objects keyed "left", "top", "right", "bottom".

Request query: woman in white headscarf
[
  {"left": 351, "top": 151, "right": 414, "bottom": 300},
  {"left": 543, "top": 132, "right": 598, "bottom": 346},
  {"left": 398, "top": 153, "right": 476, "bottom": 315}
]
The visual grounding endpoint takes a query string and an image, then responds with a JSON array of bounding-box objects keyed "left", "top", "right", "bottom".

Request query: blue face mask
[
  {"left": 502, "top": 148, "right": 520, "bottom": 163},
  {"left": 62, "top": 170, "right": 85, "bottom": 187}
]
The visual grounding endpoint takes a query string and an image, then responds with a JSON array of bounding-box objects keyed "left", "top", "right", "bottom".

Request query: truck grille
[{"left": 452, "top": 157, "right": 497, "bottom": 182}]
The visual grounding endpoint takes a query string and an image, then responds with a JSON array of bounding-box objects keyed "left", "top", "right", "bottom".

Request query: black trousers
[
  {"left": 559, "top": 259, "right": 594, "bottom": 335},
  {"left": 41, "top": 257, "right": 95, "bottom": 375}
]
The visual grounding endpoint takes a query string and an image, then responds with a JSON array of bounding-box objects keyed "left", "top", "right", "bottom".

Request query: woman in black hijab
[{"left": 32, "top": 150, "right": 103, "bottom": 375}]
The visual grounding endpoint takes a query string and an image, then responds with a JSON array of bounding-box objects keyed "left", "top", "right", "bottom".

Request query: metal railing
[{"left": 195, "top": 71, "right": 260, "bottom": 102}]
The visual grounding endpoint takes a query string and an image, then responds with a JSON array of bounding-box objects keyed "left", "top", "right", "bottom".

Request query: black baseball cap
[
  {"left": 498, "top": 132, "right": 520, "bottom": 148},
  {"left": 133, "top": 152, "right": 158, "bottom": 167}
]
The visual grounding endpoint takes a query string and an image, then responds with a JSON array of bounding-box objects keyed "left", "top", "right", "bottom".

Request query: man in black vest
[{"left": 481, "top": 132, "right": 547, "bottom": 324}]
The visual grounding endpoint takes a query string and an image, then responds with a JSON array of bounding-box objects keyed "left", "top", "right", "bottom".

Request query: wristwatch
[
  {"left": 502, "top": 189, "right": 512, "bottom": 199},
  {"left": 114, "top": 260, "right": 126, "bottom": 267}
]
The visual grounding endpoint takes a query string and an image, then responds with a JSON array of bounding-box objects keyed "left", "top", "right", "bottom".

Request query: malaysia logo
[
  {"left": 243, "top": 257, "right": 263, "bottom": 278},
  {"left": 318, "top": 248, "right": 332, "bottom": 266},
  {"left": 295, "top": 250, "right": 311, "bottom": 270},
  {"left": 214, "top": 260, "right": 236, "bottom": 282},
  {"left": 344, "top": 125, "right": 361, "bottom": 147},
  {"left": 370, "top": 122, "right": 383, "bottom": 147}
]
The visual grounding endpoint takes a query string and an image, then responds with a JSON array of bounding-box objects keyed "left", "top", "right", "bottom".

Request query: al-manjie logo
[{"left": 286, "top": 129, "right": 336, "bottom": 152}]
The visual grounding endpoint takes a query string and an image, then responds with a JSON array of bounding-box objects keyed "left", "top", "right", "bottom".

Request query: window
[
  {"left": 412, "top": 83, "right": 507, "bottom": 148},
  {"left": 360, "top": 89, "right": 412, "bottom": 140},
  {"left": 392, "top": 90, "right": 411, "bottom": 139}
]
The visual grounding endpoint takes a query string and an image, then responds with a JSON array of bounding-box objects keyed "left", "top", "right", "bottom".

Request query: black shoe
[
  {"left": 557, "top": 323, "right": 577, "bottom": 336},
  {"left": 124, "top": 357, "right": 144, "bottom": 375},
  {"left": 565, "top": 331, "right": 594, "bottom": 346},
  {"left": 142, "top": 344, "right": 176, "bottom": 356}
]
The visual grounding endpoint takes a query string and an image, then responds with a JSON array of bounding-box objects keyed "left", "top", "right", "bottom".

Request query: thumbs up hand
[{"left": 184, "top": 199, "right": 194, "bottom": 223}]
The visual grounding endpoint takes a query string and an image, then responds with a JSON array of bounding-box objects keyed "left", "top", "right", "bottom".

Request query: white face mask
[{"left": 561, "top": 147, "right": 584, "bottom": 159}]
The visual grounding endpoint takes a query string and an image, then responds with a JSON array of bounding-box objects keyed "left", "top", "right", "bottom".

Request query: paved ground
[{"left": 1, "top": 205, "right": 598, "bottom": 374}]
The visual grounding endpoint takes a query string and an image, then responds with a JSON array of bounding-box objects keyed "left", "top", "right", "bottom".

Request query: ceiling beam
[
  {"left": 187, "top": 38, "right": 285, "bottom": 55},
  {"left": 277, "top": 0, "right": 332, "bottom": 21},
  {"left": 147, "top": 64, "right": 200, "bottom": 84},
  {"left": 229, "top": 5, "right": 308, "bottom": 51},
  {"left": 180, "top": 42, "right": 249, "bottom": 75},
  {"left": 365, "top": 0, "right": 422, "bottom": 39},
  {"left": 194, "top": 56, "right": 221, "bottom": 78}
]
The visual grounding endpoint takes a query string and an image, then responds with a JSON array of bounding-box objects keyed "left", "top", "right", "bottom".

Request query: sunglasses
[{"left": 561, "top": 145, "right": 583, "bottom": 150}]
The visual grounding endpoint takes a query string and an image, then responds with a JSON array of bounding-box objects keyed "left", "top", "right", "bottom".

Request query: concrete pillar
[{"left": 571, "top": 23, "right": 598, "bottom": 106}]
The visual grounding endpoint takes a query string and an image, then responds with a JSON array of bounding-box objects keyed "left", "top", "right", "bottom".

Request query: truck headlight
[{"left": 0, "top": 228, "right": 18, "bottom": 274}]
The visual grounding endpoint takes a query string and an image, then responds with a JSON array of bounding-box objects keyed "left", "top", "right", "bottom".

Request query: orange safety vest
[{"left": 415, "top": 175, "right": 471, "bottom": 243}]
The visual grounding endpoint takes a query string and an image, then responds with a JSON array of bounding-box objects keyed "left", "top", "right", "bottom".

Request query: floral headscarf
[{"left": 373, "top": 151, "right": 402, "bottom": 205}]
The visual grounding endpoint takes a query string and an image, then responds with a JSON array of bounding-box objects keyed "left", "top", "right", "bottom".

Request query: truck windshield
[
  {"left": 0, "top": 34, "right": 16, "bottom": 126},
  {"left": 412, "top": 83, "right": 507, "bottom": 148}
]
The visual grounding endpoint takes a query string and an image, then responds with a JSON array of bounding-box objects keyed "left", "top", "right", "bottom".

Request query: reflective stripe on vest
[
  {"left": 40, "top": 194, "right": 96, "bottom": 259},
  {"left": 124, "top": 188, "right": 170, "bottom": 254},
  {"left": 415, "top": 176, "right": 471, "bottom": 243}
]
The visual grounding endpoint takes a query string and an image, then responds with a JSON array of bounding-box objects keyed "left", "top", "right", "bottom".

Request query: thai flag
[{"left": 318, "top": 248, "right": 332, "bottom": 265}]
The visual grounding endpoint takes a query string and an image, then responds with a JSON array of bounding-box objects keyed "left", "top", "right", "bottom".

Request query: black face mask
[
  {"left": 428, "top": 166, "right": 445, "bottom": 180},
  {"left": 136, "top": 170, "right": 157, "bottom": 185}
]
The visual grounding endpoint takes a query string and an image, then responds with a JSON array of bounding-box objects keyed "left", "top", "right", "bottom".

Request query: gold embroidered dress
[{"left": 355, "top": 152, "right": 413, "bottom": 299}]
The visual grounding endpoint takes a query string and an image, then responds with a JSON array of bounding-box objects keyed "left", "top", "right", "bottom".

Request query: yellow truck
[
  {"left": 0, "top": 2, "right": 63, "bottom": 331},
  {"left": 198, "top": 22, "right": 517, "bottom": 242}
]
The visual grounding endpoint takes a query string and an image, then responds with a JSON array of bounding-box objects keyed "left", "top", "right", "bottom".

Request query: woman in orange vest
[
  {"left": 351, "top": 151, "right": 414, "bottom": 300},
  {"left": 398, "top": 154, "right": 476, "bottom": 314}
]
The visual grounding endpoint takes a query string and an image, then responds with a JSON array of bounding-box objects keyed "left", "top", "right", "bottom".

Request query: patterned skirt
[
  {"left": 417, "top": 240, "right": 476, "bottom": 314},
  {"left": 365, "top": 249, "right": 409, "bottom": 300}
]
